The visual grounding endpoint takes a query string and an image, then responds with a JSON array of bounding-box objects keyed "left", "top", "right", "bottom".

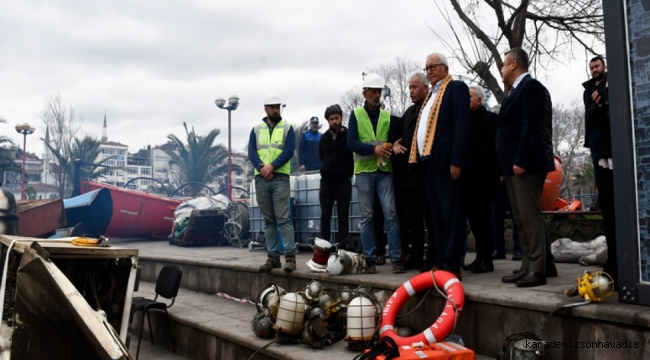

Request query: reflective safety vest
[
  {"left": 254, "top": 120, "right": 292, "bottom": 175},
  {"left": 353, "top": 107, "right": 392, "bottom": 174}
]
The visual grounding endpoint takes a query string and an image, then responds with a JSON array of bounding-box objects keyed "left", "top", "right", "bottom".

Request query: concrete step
[
  {"left": 119, "top": 240, "right": 650, "bottom": 360},
  {"left": 130, "top": 281, "right": 493, "bottom": 360}
]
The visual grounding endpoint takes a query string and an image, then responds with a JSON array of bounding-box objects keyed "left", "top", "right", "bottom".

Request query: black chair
[{"left": 131, "top": 265, "right": 182, "bottom": 359}]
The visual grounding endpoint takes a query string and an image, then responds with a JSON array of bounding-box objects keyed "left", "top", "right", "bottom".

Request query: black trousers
[
  {"left": 594, "top": 162, "right": 617, "bottom": 281},
  {"left": 424, "top": 164, "right": 466, "bottom": 272},
  {"left": 465, "top": 174, "right": 495, "bottom": 262},
  {"left": 319, "top": 178, "right": 352, "bottom": 243},
  {"left": 395, "top": 183, "right": 435, "bottom": 267}
]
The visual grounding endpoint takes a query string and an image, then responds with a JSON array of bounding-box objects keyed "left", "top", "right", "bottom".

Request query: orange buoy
[
  {"left": 379, "top": 271, "right": 465, "bottom": 346},
  {"left": 540, "top": 155, "right": 563, "bottom": 211}
]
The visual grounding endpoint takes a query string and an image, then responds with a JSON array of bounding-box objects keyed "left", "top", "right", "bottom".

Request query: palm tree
[
  {"left": 46, "top": 135, "right": 116, "bottom": 197},
  {"left": 0, "top": 136, "right": 20, "bottom": 181},
  {"left": 164, "top": 122, "right": 242, "bottom": 196},
  {"left": 572, "top": 162, "right": 596, "bottom": 196}
]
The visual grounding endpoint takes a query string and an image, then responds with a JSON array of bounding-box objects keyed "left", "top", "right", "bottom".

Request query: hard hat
[
  {"left": 264, "top": 92, "right": 282, "bottom": 106},
  {"left": 363, "top": 73, "right": 385, "bottom": 89}
]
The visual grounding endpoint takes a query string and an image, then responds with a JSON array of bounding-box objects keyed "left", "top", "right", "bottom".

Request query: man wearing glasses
[
  {"left": 248, "top": 93, "right": 297, "bottom": 273},
  {"left": 408, "top": 53, "right": 470, "bottom": 280}
]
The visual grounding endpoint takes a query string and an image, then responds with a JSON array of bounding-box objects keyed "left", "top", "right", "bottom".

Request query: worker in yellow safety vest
[
  {"left": 247, "top": 93, "right": 297, "bottom": 272},
  {"left": 347, "top": 73, "right": 407, "bottom": 274}
]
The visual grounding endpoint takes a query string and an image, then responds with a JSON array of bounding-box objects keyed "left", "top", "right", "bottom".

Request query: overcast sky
[{"left": 0, "top": 0, "right": 600, "bottom": 158}]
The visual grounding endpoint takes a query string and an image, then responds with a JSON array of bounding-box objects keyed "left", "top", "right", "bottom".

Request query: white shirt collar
[
  {"left": 430, "top": 79, "right": 444, "bottom": 93},
  {"left": 512, "top": 72, "right": 529, "bottom": 90}
]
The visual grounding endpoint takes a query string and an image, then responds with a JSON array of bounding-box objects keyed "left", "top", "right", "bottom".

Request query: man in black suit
[
  {"left": 497, "top": 48, "right": 554, "bottom": 287},
  {"left": 393, "top": 72, "right": 435, "bottom": 271},
  {"left": 408, "top": 53, "right": 470, "bottom": 280},
  {"left": 462, "top": 85, "right": 499, "bottom": 274}
]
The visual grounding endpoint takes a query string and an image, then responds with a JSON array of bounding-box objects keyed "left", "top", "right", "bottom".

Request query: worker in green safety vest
[
  {"left": 347, "top": 73, "right": 407, "bottom": 275},
  {"left": 247, "top": 92, "right": 297, "bottom": 273}
]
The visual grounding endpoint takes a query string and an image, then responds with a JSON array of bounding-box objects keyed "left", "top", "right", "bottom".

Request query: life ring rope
[{"left": 378, "top": 270, "right": 465, "bottom": 346}]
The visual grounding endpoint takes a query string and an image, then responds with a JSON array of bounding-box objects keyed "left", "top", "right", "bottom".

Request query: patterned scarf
[{"left": 408, "top": 74, "right": 453, "bottom": 164}]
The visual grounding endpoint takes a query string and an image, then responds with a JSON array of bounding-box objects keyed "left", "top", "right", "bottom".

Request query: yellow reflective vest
[
  {"left": 353, "top": 107, "right": 392, "bottom": 174},
  {"left": 254, "top": 120, "right": 292, "bottom": 175}
]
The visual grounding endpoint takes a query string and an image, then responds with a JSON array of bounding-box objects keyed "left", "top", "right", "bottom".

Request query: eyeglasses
[{"left": 423, "top": 64, "right": 446, "bottom": 72}]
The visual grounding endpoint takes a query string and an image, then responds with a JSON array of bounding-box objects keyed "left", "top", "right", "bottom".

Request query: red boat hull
[{"left": 81, "top": 180, "right": 183, "bottom": 239}]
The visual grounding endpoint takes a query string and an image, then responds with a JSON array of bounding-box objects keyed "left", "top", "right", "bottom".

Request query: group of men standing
[{"left": 248, "top": 47, "right": 620, "bottom": 289}]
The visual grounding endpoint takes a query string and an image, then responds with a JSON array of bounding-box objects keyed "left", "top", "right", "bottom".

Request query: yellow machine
[{"left": 564, "top": 271, "right": 614, "bottom": 302}]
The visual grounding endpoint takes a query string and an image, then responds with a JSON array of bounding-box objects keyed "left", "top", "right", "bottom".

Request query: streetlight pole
[
  {"left": 215, "top": 95, "right": 240, "bottom": 200},
  {"left": 14, "top": 123, "right": 35, "bottom": 200}
]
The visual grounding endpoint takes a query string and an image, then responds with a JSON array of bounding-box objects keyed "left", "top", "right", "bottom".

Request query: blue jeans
[
  {"left": 255, "top": 176, "right": 296, "bottom": 257},
  {"left": 355, "top": 172, "right": 401, "bottom": 262}
]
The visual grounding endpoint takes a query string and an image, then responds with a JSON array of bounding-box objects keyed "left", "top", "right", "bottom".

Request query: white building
[{"left": 97, "top": 141, "right": 129, "bottom": 187}]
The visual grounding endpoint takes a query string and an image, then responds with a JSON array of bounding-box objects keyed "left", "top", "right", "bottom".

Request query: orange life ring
[{"left": 379, "top": 270, "right": 465, "bottom": 346}]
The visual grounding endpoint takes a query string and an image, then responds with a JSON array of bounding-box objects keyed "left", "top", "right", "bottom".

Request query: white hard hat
[
  {"left": 363, "top": 73, "right": 385, "bottom": 89},
  {"left": 264, "top": 92, "right": 282, "bottom": 106}
]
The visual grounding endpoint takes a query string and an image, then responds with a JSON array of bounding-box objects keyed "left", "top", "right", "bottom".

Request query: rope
[
  {"left": 429, "top": 270, "right": 462, "bottom": 336},
  {"left": 247, "top": 339, "right": 278, "bottom": 360},
  {"left": 215, "top": 292, "right": 256, "bottom": 306}
]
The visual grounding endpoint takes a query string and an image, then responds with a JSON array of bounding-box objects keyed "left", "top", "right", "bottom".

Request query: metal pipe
[
  {"left": 21, "top": 133, "right": 27, "bottom": 200},
  {"left": 228, "top": 109, "right": 233, "bottom": 201}
]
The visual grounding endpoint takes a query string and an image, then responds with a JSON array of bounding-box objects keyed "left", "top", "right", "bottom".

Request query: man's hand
[
  {"left": 392, "top": 139, "right": 407, "bottom": 155},
  {"left": 299, "top": 165, "right": 306, "bottom": 171},
  {"left": 513, "top": 165, "right": 525, "bottom": 176},
  {"left": 263, "top": 173, "right": 274, "bottom": 181},
  {"left": 374, "top": 145, "right": 391, "bottom": 159},
  {"left": 260, "top": 164, "right": 275, "bottom": 179},
  {"left": 500, "top": 176, "right": 505, "bottom": 183},
  {"left": 591, "top": 90, "right": 602, "bottom": 107},
  {"left": 450, "top": 165, "right": 461, "bottom": 179}
]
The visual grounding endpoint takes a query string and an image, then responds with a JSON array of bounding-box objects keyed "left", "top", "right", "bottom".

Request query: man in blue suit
[
  {"left": 408, "top": 53, "right": 469, "bottom": 280},
  {"left": 497, "top": 48, "right": 555, "bottom": 287}
]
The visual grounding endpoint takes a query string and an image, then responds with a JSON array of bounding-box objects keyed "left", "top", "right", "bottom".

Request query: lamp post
[
  {"left": 215, "top": 95, "right": 240, "bottom": 200},
  {"left": 14, "top": 123, "right": 35, "bottom": 200}
]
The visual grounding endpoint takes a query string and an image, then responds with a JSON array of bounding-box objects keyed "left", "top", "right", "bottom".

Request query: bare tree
[
  {"left": 431, "top": 0, "right": 604, "bottom": 104},
  {"left": 551, "top": 100, "right": 586, "bottom": 195},
  {"left": 339, "top": 88, "right": 364, "bottom": 127},
  {"left": 40, "top": 93, "right": 81, "bottom": 197},
  {"left": 368, "top": 57, "right": 421, "bottom": 116},
  {"left": 339, "top": 56, "right": 421, "bottom": 124}
]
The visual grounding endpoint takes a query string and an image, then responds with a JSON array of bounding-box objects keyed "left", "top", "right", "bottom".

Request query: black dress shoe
[
  {"left": 471, "top": 260, "right": 494, "bottom": 273},
  {"left": 516, "top": 271, "right": 547, "bottom": 287},
  {"left": 492, "top": 251, "right": 506, "bottom": 260},
  {"left": 502, "top": 269, "right": 528, "bottom": 283},
  {"left": 511, "top": 252, "right": 523, "bottom": 261},
  {"left": 461, "top": 260, "right": 478, "bottom": 271}
]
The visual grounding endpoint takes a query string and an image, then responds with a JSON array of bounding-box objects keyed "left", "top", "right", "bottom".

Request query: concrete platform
[
  {"left": 117, "top": 239, "right": 650, "bottom": 359},
  {"left": 131, "top": 281, "right": 494, "bottom": 360}
]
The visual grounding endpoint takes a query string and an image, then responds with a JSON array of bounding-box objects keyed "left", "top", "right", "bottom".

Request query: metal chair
[{"left": 131, "top": 265, "right": 182, "bottom": 359}]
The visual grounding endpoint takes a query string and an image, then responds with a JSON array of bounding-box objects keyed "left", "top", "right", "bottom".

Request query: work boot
[
  {"left": 392, "top": 260, "right": 405, "bottom": 274},
  {"left": 364, "top": 260, "right": 377, "bottom": 274},
  {"left": 284, "top": 255, "right": 296, "bottom": 272},
  {"left": 259, "top": 256, "right": 281, "bottom": 272}
]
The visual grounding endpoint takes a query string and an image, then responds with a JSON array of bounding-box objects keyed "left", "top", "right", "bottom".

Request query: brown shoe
[
  {"left": 259, "top": 256, "right": 281, "bottom": 272},
  {"left": 283, "top": 255, "right": 296, "bottom": 272},
  {"left": 502, "top": 268, "right": 527, "bottom": 283}
]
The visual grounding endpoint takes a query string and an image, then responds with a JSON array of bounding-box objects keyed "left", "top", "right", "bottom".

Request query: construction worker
[
  {"left": 248, "top": 93, "right": 297, "bottom": 272},
  {"left": 348, "top": 73, "right": 406, "bottom": 274}
]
